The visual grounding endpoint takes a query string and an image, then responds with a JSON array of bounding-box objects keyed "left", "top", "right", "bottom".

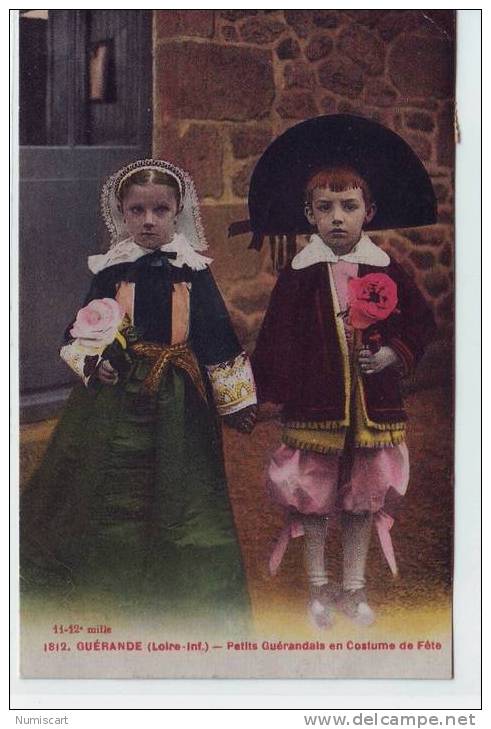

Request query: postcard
[{"left": 16, "top": 9, "right": 456, "bottom": 681}]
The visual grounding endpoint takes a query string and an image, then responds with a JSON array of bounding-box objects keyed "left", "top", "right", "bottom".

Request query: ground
[{"left": 20, "top": 384, "right": 453, "bottom": 640}]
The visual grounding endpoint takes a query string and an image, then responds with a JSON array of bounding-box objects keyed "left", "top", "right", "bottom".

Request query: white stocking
[
  {"left": 341, "top": 511, "right": 373, "bottom": 591},
  {"left": 302, "top": 514, "right": 329, "bottom": 588}
]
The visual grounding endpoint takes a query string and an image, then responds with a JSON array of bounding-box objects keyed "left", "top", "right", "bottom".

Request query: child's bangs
[{"left": 305, "top": 167, "right": 371, "bottom": 205}]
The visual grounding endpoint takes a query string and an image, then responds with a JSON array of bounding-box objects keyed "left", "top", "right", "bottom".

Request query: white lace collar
[
  {"left": 88, "top": 233, "right": 213, "bottom": 274},
  {"left": 291, "top": 233, "right": 390, "bottom": 270}
]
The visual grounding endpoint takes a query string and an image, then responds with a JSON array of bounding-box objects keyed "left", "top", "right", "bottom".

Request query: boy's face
[
  {"left": 121, "top": 183, "right": 179, "bottom": 249},
  {"left": 305, "top": 186, "right": 376, "bottom": 255}
]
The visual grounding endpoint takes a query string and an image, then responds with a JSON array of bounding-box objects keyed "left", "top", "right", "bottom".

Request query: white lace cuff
[
  {"left": 206, "top": 352, "right": 257, "bottom": 416},
  {"left": 60, "top": 339, "right": 106, "bottom": 386}
]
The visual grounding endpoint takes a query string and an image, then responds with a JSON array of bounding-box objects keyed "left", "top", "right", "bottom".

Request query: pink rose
[
  {"left": 70, "top": 298, "right": 124, "bottom": 343},
  {"left": 347, "top": 273, "right": 398, "bottom": 330}
]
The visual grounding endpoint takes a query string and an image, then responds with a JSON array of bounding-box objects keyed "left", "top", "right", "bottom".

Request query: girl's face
[
  {"left": 121, "top": 182, "right": 179, "bottom": 249},
  {"left": 305, "top": 186, "right": 376, "bottom": 255}
]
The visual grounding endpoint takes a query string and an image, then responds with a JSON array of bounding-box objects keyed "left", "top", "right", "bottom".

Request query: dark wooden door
[{"left": 19, "top": 10, "right": 152, "bottom": 421}]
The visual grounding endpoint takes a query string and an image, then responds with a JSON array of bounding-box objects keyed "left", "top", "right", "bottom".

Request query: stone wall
[{"left": 153, "top": 10, "right": 455, "bottom": 351}]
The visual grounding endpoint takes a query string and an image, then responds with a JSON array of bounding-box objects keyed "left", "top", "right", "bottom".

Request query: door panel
[{"left": 19, "top": 10, "right": 152, "bottom": 421}]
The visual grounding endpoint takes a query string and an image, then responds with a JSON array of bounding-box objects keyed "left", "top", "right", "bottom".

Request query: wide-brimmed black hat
[{"left": 230, "top": 114, "right": 437, "bottom": 251}]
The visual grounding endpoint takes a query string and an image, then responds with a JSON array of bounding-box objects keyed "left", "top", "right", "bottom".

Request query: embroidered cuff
[
  {"left": 206, "top": 352, "right": 257, "bottom": 416},
  {"left": 60, "top": 339, "right": 106, "bottom": 387}
]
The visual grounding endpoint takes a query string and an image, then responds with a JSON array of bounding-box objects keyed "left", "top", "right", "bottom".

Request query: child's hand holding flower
[
  {"left": 358, "top": 346, "right": 400, "bottom": 375},
  {"left": 97, "top": 360, "right": 119, "bottom": 385},
  {"left": 68, "top": 298, "right": 136, "bottom": 386},
  {"left": 343, "top": 273, "right": 401, "bottom": 375}
]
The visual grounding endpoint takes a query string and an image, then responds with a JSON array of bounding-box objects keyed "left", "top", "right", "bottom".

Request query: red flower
[{"left": 347, "top": 273, "right": 398, "bottom": 330}]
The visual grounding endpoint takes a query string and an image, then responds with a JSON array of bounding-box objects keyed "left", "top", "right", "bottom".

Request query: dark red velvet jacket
[{"left": 251, "top": 257, "right": 436, "bottom": 425}]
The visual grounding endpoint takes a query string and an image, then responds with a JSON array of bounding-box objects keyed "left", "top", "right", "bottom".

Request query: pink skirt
[{"left": 266, "top": 443, "right": 409, "bottom": 576}]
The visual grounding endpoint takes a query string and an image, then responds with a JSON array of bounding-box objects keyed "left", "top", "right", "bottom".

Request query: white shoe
[
  {"left": 308, "top": 584, "right": 340, "bottom": 630},
  {"left": 338, "top": 588, "right": 375, "bottom": 626}
]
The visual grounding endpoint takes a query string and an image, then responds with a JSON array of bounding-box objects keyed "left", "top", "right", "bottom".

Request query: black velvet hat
[{"left": 229, "top": 114, "right": 437, "bottom": 255}]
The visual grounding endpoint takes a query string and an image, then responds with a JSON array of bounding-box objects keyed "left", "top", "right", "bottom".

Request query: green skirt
[{"left": 20, "top": 359, "right": 251, "bottom": 624}]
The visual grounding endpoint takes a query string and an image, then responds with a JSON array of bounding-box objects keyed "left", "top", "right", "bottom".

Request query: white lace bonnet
[{"left": 100, "top": 158, "right": 208, "bottom": 251}]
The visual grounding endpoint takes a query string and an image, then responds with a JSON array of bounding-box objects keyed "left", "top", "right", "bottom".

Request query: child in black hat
[{"left": 250, "top": 116, "right": 436, "bottom": 628}]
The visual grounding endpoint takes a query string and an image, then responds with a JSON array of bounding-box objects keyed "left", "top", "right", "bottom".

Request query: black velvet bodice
[{"left": 69, "top": 252, "right": 241, "bottom": 367}]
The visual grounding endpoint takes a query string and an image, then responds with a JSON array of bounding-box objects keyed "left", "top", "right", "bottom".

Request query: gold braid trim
[
  {"left": 282, "top": 426, "right": 405, "bottom": 453},
  {"left": 284, "top": 419, "right": 348, "bottom": 431},
  {"left": 328, "top": 263, "right": 351, "bottom": 426},
  {"left": 356, "top": 421, "right": 407, "bottom": 432},
  {"left": 354, "top": 433, "right": 406, "bottom": 448},
  {"left": 282, "top": 377, "right": 406, "bottom": 453},
  {"left": 282, "top": 429, "right": 345, "bottom": 454},
  {"left": 131, "top": 341, "right": 207, "bottom": 401}
]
